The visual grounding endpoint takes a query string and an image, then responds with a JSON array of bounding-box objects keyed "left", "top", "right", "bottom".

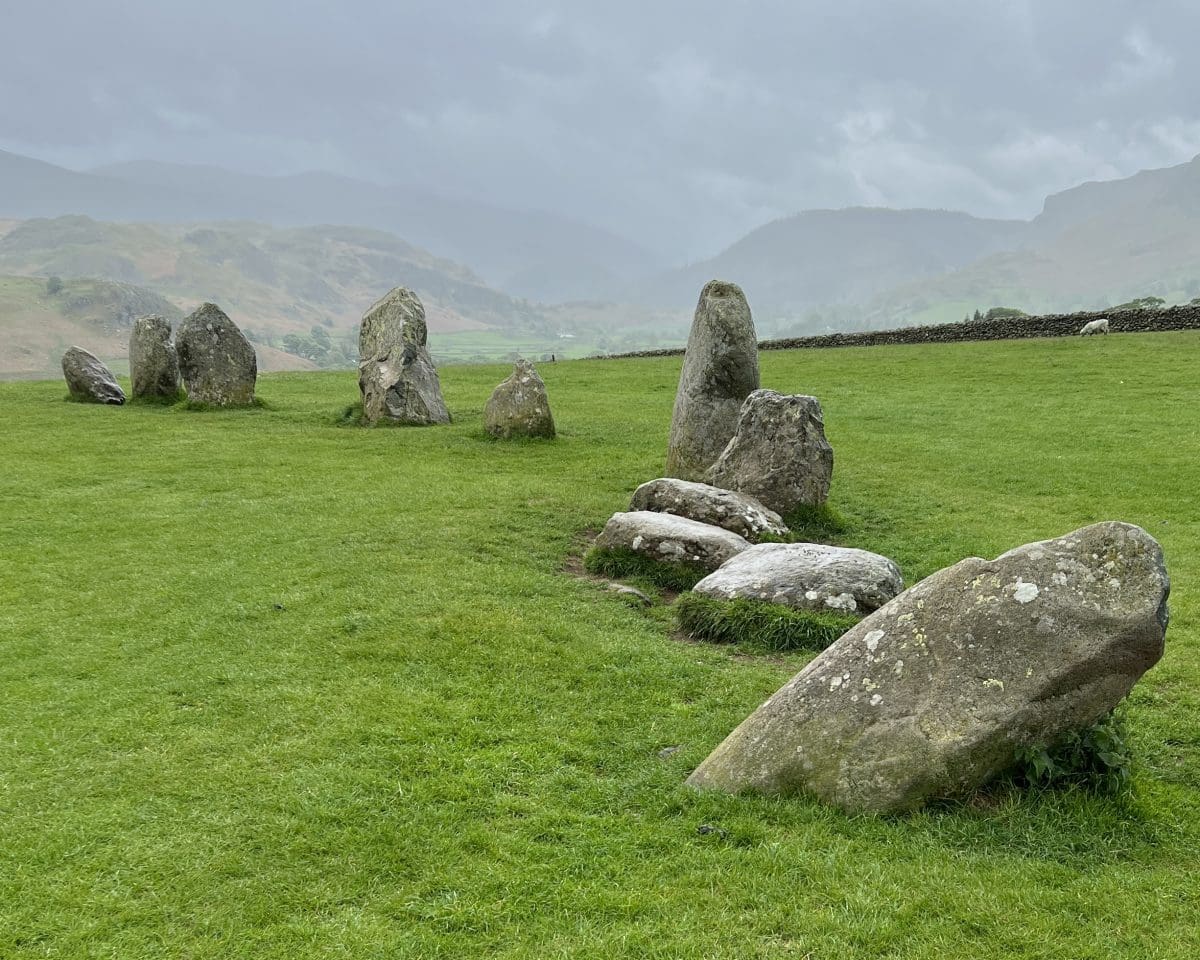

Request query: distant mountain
[
  {"left": 0, "top": 150, "right": 658, "bottom": 301},
  {"left": 866, "top": 155, "right": 1200, "bottom": 325},
  {"left": 635, "top": 207, "right": 1029, "bottom": 315},
  {"left": 0, "top": 215, "right": 545, "bottom": 329},
  {"left": 0, "top": 215, "right": 558, "bottom": 373}
]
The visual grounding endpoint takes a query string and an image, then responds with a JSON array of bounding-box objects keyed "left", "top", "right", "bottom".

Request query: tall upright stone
[
  {"left": 176, "top": 303, "right": 257, "bottom": 407},
  {"left": 707, "top": 390, "right": 833, "bottom": 515},
  {"left": 484, "top": 359, "right": 555, "bottom": 438},
  {"left": 129, "top": 315, "right": 182, "bottom": 401},
  {"left": 665, "top": 280, "right": 759, "bottom": 480},
  {"left": 61, "top": 346, "right": 125, "bottom": 405},
  {"left": 358, "top": 287, "right": 450, "bottom": 425}
]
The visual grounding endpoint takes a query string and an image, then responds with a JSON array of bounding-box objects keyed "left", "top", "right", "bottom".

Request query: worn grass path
[{"left": 1, "top": 332, "right": 1198, "bottom": 957}]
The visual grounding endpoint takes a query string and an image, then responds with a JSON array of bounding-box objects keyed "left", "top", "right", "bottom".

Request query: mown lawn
[{"left": 1, "top": 332, "right": 1198, "bottom": 958}]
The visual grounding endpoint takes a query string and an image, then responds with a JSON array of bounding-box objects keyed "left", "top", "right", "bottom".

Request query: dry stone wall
[{"left": 606, "top": 305, "right": 1200, "bottom": 359}]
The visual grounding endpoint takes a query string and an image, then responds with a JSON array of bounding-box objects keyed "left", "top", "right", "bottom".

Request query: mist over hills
[
  {"left": 0, "top": 150, "right": 657, "bottom": 302},
  {"left": 5, "top": 146, "right": 1200, "bottom": 373}
]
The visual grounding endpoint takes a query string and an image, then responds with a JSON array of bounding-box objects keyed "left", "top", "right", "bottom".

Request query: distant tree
[
  {"left": 972, "top": 309, "right": 983, "bottom": 323},
  {"left": 984, "top": 306, "right": 1027, "bottom": 320},
  {"left": 1112, "top": 296, "right": 1166, "bottom": 311},
  {"left": 45, "top": 276, "right": 64, "bottom": 296}
]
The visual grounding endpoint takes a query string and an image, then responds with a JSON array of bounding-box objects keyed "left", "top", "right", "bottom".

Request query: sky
[{"left": 4, "top": 0, "right": 1200, "bottom": 259}]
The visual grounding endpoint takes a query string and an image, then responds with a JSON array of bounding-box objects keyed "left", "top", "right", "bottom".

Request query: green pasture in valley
[{"left": 1, "top": 332, "right": 1197, "bottom": 957}]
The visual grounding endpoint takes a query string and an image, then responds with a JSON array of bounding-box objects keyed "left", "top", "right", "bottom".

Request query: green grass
[
  {"left": 2, "top": 333, "right": 1200, "bottom": 957},
  {"left": 675, "top": 593, "right": 860, "bottom": 652}
]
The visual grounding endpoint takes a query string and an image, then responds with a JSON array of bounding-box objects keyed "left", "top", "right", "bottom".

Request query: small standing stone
[
  {"left": 176, "top": 303, "right": 257, "bottom": 407},
  {"left": 62, "top": 346, "right": 125, "bottom": 405},
  {"left": 707, "top": 390, "right": 833, "bottom": 515},
  {"left": 665, "top": 280, "right": 760, "bottom": 481},
  {"left": 358, "top": 287, "right": 450, "bottom": 425},
  {"left": 484, "top": 359, "right": 555, "bottom": 438},
  {"left": 129, "top": 315, "right": 182, "bottom": 400}
]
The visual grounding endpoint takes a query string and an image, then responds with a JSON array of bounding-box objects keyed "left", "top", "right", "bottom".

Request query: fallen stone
[
  {"left": 594, "top": 511, "right": 750, "bottom": 573},
  {"left": 484, "top": 359, "right": 555, "bottom": 438},
  {"left": 630, "top": 478, "right": 787, "bottom": 542},
  {"left": 358, "top": 287, "right": 450, "bottom": 425},
  {"left": 62, "top": 346, "right": 125, "bottom": 405},
  {"left": 176, "top": 303, "right": 257, "bottom": 406},
  {"left": 707, "top": 389, "right": 833, "bottom": 515},
  {"left": 693, "top": 542, "right": 902, "bottom": 614},
  {"left": 687, "top": 522, "right": 1169, "bottom": 813},
  {"left": 666, "top": 280, "right": 760, "bottom": 481},
  {"left": 129, "top": 315, "right": 181, "bottom": 400}
]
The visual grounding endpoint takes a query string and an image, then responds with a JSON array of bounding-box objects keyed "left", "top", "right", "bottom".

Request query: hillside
[
  {"left": 1, "top": 334, "right": 1197, "bottom": 956},
  {"left": 0, "top": 273, "right": 317, "bottom": 377},
  {"left": 867, "top": 158, "right": 1200, "bottom": 325},
  {"left": 0, "top": 216, "right": 564, "bottom": 371},
  {"left": 0, "top": 150, "right": 658, "bottom": 301},
  {"left": 636, "top": 207, "right": 1029, "bottom": 315}
]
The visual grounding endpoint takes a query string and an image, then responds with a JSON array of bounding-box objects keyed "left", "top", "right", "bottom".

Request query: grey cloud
[{"left": 4, "top": 1, "right": 1200, "bottom": 259}]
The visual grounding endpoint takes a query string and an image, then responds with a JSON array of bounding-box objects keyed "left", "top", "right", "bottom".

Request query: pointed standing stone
[
  {"left": 176, "top": 303, "right": 257, "bottom": 407},
  {"left": 129, "top": 315, "right": 182, "bottom": 401},
  {"left": 358, "top": 287, "right": 450, "bottom": 425},
  {"left": 484, "top": 359, "right": 555, "bottom": 438},
  {"left": 665, "top": 280, "right": 759, "bottom": 481}
]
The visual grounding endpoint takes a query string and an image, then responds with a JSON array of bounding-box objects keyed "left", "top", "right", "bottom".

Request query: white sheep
[{"left": 1079, "top": 318, "right": 1110, "bottom": 336}]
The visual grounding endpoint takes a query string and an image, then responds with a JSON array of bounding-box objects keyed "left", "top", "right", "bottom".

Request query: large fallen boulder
[
  {"left": 129, "top": 315, "right": 182, "bottom": 401},
  {"left": 693, "top": 542, "right": 902, "bottom": 614},
  {"left": 484, "top": 359, "right": 555, "bottom": 438},
  {"left": 176, "top": 303, "right": 257, "bottom": 407},
  {"left": 687, "top": 522, "right": 1169, "bottom": 813},
  {"left": 358, "top": 287, "right": 450, "bottom": 425},
  {"left": 594, "top": 511, "right": 750, "bottom": 573},
  {"left": 665, "top": 280, "right": 759, "bottom": 481},
  {"left": 62, "top": 346, "right": 125, "bottom": 405},
  {"left": 629, "top": 478, "right": 787, "bottom": 542},
  {"left": 707, "top": 390, "right": 833, "bottom": 515}
]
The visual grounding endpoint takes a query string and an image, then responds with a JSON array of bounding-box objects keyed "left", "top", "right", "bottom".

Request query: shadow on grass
[{"left": 675, "top": 593, "right": 859, "bottom": 652}]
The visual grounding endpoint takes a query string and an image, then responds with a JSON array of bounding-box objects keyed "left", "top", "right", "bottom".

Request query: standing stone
[
  {"left": 687, "top": 522, "right": 1170, "bottom": 813},
  {"left": 665, "top": 280, "right": 759, "bottom": 481},
  {"left": 706, "top": 390, "right": 833, "bottom": 516},
  {"left": 484, "top": 359, "right": 555, "bottom": 438},
  {"left": 61, "top": 346, "right": 125, "bottom": 405},
  {"left": 129, "top": 315, "right": 182, "bottom": 401},
  {"left": 176, "top": 303, "right": 257, "bottom": 407},
  {"left": 358, "top": 287, "right": 450, "bottom": 425}
]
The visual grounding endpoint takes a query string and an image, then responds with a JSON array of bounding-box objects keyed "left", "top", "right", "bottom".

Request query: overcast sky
[{"left": 4, "top": 0, "right": 1200, "bottom": 258}]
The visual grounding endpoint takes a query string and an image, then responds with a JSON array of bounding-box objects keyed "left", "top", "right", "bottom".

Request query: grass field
[{"left": 1, "top": 332, "right": 1198, "bottom": 957}]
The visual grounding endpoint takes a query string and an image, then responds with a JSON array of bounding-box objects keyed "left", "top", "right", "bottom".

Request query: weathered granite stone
[
  {"left": 358, "top": 287, "right": 450, "bottom": 425},
  {"left": 706, "top": 389, "right": 833, "bottom": 515},
  {"left": 665, "top": 280, "right": 760, "bottom": 480},
  {"left": 129, "top": 315, "right": 181, "bottom": 400},
  {"left": 687, "top": 522, "right": 1169, "bottom": 813},
  {"left": 176, "top": 303, "right": 257, "bottom": 406},
  {"left": 629, "top": 478, "right": 787, "bottom": 542},
  {"left": 484, "top": 359, "right": 554, "bottom": 438},
  {"left": 694, "top": 543, "right": 902, "bottom": 614},
  {"left": 595, "top": 511, "right": 750, "bottom": 573},
  {"left": 62, "top": 346, "right": 125, "bottom": 405}
]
